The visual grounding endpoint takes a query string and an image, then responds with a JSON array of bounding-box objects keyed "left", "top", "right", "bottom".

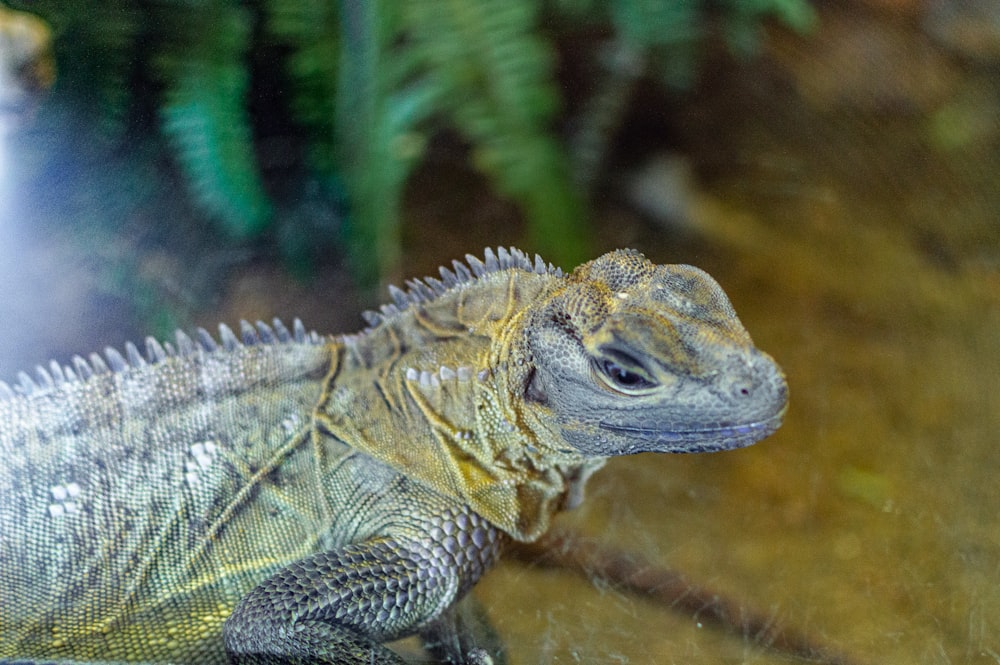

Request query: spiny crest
[
  {"left": 0, "top": 318, "right": 321, "bottom": 401},
  {"left": 361, "top": 247, "right": 564, "bottom": 329}
]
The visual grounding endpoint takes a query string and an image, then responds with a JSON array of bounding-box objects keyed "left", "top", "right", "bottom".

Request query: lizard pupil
[{"left": 601, "top": 360, "right": 651, "bottom": 389}]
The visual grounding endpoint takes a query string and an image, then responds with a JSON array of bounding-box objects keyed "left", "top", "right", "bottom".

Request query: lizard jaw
[{"left": 597, "top": 407, "right": 786, "bottom": 454}]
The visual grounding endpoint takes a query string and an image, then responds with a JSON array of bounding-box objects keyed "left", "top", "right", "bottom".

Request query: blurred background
[{"left": 1, "top": 1, "right": 998, "bottom": 663}]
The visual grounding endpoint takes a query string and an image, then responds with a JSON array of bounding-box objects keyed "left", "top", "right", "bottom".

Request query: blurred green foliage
[{"left": 9, "top": 0, "right": 814, "bottom": 284}]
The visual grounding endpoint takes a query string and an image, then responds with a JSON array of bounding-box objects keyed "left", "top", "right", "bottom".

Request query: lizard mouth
[{"left": 598, "top": 408, "right": 786, "bottom": 453}]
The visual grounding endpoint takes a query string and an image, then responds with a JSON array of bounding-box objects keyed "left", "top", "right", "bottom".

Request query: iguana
[{"left": 0, "top": 247, "right": 787, "bottom": 665}]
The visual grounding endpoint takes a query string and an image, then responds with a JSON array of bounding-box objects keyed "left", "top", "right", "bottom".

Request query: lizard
[{"left": 0, "top": 247, "right": 788, "bottom": 665}]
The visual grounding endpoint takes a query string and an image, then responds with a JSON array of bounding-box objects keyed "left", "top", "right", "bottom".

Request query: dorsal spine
[
  {"left": 361, "top": 247, "right": 563, "bottom": 330},
  {"left": 0, "top": 318, "right": 322, "bottom": 400}
]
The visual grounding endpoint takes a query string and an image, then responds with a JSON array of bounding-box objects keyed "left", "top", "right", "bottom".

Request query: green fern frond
[
  {"left": 721, "top": 0, "right": 817, "bottom": 56},
  {"left": 406, "top": 0, "right": 589, "bottom": 267},
  {"left": 262, "top": 0, "right": 340, "bottom": 175},
  {"left": 335, "top": 0, "right": 443, "bottom": 284},
  {"left": 155, "top": 2, "right": 271, "bottom": 238},
  {"left": 611, "top": 0, "right": 700, "bottom": 49}
]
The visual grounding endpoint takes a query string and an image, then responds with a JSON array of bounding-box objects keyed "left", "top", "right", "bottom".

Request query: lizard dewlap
[{"left": 0, "top": 247, "right": 787, "bottom": 665}]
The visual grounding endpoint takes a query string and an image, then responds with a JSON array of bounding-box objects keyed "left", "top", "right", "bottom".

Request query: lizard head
[{"left": 523, "top": 249, "right": 787, "bottom": 456}]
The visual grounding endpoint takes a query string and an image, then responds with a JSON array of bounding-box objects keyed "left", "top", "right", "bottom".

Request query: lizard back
[{"left": 0, "top": 321, "right": 339, "bottom": 661}]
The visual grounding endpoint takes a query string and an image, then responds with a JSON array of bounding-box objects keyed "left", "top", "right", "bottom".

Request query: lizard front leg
[{"left": 223, "top": 507, "right": 505, "bottom": 665}]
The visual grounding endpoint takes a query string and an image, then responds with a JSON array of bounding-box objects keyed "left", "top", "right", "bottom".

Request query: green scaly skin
[{"left": 0, "top": 248, "right": 787, "bottom": 664}]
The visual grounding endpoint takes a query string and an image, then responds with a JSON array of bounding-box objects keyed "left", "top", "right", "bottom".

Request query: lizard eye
[{"left": 593, "top": 352, "right": 657, "bottom": 394}]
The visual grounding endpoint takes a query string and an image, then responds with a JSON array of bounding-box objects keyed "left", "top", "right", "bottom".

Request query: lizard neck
[{"left": 314, "top": 269, "right": 593, "bottom": 541}]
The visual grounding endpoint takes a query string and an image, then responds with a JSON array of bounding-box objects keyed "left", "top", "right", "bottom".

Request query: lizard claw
[{"left": 466, "top": 647, "right": 494, "bottom": 665}]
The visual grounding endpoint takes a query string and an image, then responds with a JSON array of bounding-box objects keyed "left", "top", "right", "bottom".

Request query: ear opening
[{"left": 524, "top": 366, "right": 548, "bottom": 404}]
